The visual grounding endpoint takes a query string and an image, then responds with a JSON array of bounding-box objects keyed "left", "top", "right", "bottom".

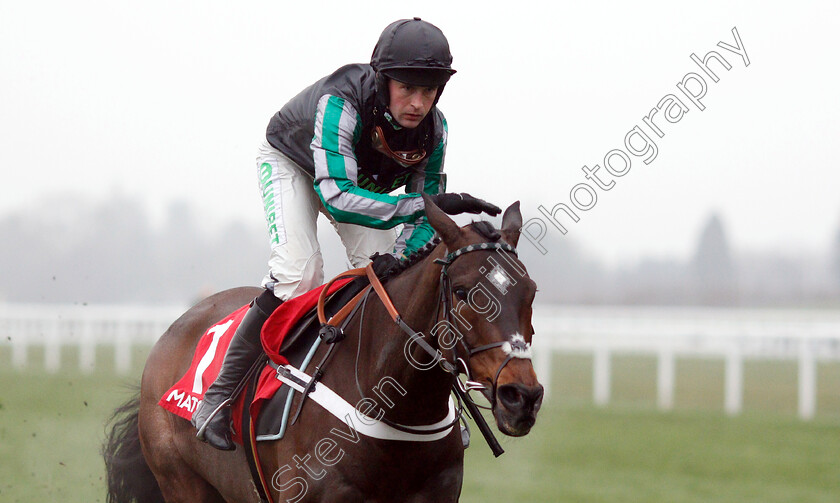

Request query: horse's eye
[{"left": 453, "top": 286, "right": 468, "bottom": 300}]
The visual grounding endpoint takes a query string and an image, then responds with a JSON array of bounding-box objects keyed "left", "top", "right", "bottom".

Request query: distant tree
[
  {"left": 691, "top": 213, "right": 737, "bottom": 305},
  {"left": 0, "top": 194, "right": 268, "bottom": 304}
]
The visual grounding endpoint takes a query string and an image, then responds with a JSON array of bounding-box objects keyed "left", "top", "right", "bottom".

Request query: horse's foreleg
[{"left": 409, "top": 464, "right": 463, "bottom": 503}]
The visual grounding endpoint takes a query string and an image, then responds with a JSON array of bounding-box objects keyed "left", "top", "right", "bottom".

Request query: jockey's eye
[{"left": 453, "top": 286, "right": 468, "bottom": 300}]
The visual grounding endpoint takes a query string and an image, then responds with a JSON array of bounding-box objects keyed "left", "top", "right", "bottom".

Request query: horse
[{"left": 103, "top": 196, "right": 544, "bottom": 502}]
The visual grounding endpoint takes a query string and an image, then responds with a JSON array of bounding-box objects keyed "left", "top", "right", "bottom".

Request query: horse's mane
[
  {"left": 387, "top": 237, "right": 442, "bottom": 279},
  {"left": 385, "top": 220, "right": 502, "bottom": 279},
  {"left": 468, "top": 221, "right": 501, "bottom": 242}
]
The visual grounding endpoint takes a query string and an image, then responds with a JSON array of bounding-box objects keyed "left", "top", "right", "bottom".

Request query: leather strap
[
  {"left": 365, "top": 263, "right": 401, "bottom": 322},
  {"left": 271, "top": 362, "right": 458, "bottom": 441},
  {"left": 317, "top": 268, "right": 369, "bottom": 326},
  {"left": 315, "top": 263, "right": 399, "bottom": 335},
  {"left": 315, "top": 263, "right": 401, "bottom": 327},
  {"left": 242, "top": 369, "right": 272, "bottom": 503}
]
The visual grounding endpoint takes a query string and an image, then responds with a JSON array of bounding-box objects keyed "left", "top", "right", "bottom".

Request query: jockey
[{"left": 192, "top": 17, "right": 500, "bottom": 450}]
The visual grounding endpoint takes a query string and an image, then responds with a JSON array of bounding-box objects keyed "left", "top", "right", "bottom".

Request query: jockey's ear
[
  {"left": 500, "top": 201, "right": 523, "bottom": 247},
  {"left": 423, "top": 193, "right": 462, "bottom": 245}
]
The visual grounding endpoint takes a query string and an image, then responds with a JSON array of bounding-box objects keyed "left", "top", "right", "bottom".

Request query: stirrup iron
[{"left": 194, "top": 397, "right": 233, "bottom": 440}]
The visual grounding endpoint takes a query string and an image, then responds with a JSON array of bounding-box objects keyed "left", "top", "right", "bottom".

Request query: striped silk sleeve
[
  {"left": 312, "top": 94, "right": 425, "bottom": 229},
  {"left": 393, "top": 119, "right": 448, "bottom": 257}
]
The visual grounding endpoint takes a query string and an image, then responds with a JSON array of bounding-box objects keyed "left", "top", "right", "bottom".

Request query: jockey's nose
[
  {"left": 496, "top": 383, "right": 544, "bottom": 414},
  {"left": 410, "top": 91, "right": 426, "bottom": 110}
]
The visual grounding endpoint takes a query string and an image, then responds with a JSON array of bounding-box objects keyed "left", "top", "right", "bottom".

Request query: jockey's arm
[
  {"left": 393, "top": 122, "right": 447, "bottom": 257},
  {"left": 312, "top": 94, "right": 425, "bottom": 229}
]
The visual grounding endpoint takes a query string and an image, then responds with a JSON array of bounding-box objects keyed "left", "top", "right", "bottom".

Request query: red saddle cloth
[{"left": 158, "top": 278, "right": 353, "bottom": 444}]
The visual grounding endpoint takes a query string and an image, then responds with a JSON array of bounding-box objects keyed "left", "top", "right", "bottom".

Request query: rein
[{"left": 309, "top": 240, "right": 526, "bottom": 457}]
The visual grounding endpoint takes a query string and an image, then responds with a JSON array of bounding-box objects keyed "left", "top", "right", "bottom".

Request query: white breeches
[{"left": 256, "top": 141, "right": 396, "bottom": 300}]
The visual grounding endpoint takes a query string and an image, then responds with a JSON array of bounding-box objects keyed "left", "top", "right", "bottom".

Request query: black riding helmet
[{"left": 371, "top": 17, "right": 456, "bottom": 106}]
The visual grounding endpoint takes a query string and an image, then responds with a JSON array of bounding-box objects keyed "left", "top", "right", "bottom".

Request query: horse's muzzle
[{"left": 493, "top": 382, "right": 544, "bottom": 437}]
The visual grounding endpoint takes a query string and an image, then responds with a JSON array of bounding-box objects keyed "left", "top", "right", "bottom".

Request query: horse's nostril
[
  {"left": 532, "top": 385, "right": 545, "bottom": 411},
  {"left": 497, "top": 384, "right": 544, "bottom": 411},
  {"left": 533, "top": 385, "right": 544, "bottom": 401},
  {"left": 497, "top": 385, "right": 524, "bottom": 409}
]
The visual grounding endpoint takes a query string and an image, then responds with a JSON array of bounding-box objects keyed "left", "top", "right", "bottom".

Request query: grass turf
[{"left": 0, "top": 348, "right": 838, "bottom": 502}]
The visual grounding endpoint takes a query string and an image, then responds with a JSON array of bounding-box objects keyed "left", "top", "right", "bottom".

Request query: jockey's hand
[
  {"left": 428, "top": 193, "right": 502, "bottom": 216},
  {"left": 370, "top": 252, "right": 400, "bottom": 278}
]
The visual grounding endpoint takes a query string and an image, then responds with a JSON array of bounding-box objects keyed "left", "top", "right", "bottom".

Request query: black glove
[
  {"left": 370, "top": 252, "right": 400, "bottom": 278},
  {"left": 427, "top": 193, "right": 502, "bottom": 216}
]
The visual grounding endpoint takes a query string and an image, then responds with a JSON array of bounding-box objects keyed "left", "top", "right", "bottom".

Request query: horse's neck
[{"left": 356, "top": 249, "right": 454, "bottom": 425}]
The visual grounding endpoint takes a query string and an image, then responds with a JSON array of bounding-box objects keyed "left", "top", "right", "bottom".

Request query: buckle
[{"left": 318, "top": 324, "right": 346, "bottom": 344}]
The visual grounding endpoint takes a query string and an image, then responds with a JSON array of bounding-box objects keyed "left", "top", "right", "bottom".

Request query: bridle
[
  {"left": 313, "top": 238, "right": 531, "bottom": 456},
  {"left": 433, "top": 241, "right": 533, "bottom": 407}
]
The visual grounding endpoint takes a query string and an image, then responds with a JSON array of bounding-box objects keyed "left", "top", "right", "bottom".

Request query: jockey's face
[{"left": 388, "top": 79, "right": 438, "bottom": 129}]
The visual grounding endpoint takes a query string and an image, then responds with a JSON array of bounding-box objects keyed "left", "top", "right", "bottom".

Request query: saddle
[
  {"left": 157, "top": 276, "right": 366, "bottom": 443},
  {"left": 249, "top": 274, "right": 368, "bottom": 441}
]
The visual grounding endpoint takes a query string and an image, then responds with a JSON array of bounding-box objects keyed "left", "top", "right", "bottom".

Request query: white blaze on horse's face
[
  {"left": 480, "top": 262, "right": 515, "bottom": 295},
  {"left": 501, "top": 333, "right": 533, "bottom": 359},
  {"left": 490, "top": 269, "right": 510, "bottom": 292},
  {"left": 493, "top": 270, "right": 507, "bottom": 284}
]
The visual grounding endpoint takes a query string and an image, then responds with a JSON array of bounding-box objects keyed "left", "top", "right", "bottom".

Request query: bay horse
[{"left": 104, "top": 196, "right": 544, "bottom": 502}]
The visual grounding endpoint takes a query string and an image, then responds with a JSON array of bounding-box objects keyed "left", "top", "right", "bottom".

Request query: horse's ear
[
  {"left": 423, "top": 193, "right": 461, "bottom": 245},
  {"left": 501, "top": 201, "right": 523, "bottom": 247}
]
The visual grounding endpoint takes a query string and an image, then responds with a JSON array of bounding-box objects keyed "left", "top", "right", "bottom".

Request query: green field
[{"left": 1, "top": 348, "right": 839, "bottom": 502}]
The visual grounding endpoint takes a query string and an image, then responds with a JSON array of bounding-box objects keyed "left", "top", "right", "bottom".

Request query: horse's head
[{"left": 424, "top": 194, "right": 544, "bottom": 437}]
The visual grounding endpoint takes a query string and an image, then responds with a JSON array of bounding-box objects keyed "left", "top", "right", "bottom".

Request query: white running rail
[
  {"left": 0, "top": 303, "right": 185, "bottom": 375},
  {"left": 2, "top": 303, "right": 840, "bottom": 420},
  {"left": 532, "top": 305, "right": 840, "bottom": 420}
]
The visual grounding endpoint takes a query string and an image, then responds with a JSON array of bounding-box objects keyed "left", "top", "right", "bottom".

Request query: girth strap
[{"left": 241, "top": 367, "right": 272, "bottom": 503}]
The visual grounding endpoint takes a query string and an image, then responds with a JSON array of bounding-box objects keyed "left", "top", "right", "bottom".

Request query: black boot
[{"left": 192, "top": 291, "right": 281, "bottom": 450}]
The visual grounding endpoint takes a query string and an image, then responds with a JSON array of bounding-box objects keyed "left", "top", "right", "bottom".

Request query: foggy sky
[
  {"left": 2, "top": 1, "right": 840, "bottom": 270},
  {"left": 2, "top": 194, "right": 837, "bottom": 306}
]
